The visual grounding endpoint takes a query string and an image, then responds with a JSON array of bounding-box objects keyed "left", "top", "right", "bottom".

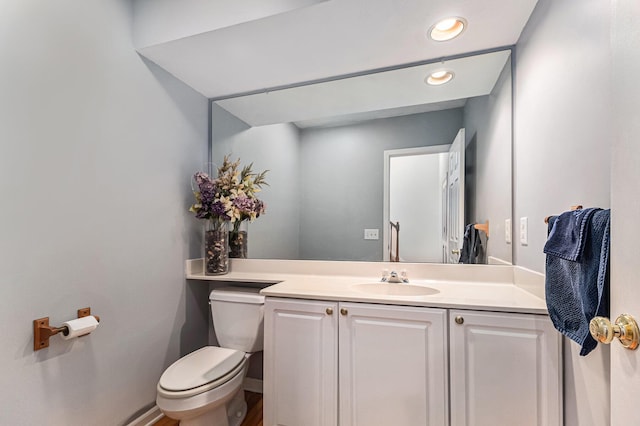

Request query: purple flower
[
  {"left": 232, "top": 196, "right": 255, "bottom": 213},
  {"left": 254, "top": 199, "right": 266, "bottom": 217},
  {"left": 194, "top": 172, "right": 217, "bottom": 205},
  {"left": 211, "top": 201, "right": 230, "bottom": 220}
]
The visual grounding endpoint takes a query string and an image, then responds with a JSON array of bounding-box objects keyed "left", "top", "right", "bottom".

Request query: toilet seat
[{"left": 158, "top": 346, "right": 246, "bottom": 399}]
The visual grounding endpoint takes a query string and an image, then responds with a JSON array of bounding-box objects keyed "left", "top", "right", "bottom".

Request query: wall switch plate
[
  {"left": 364, "top": 229, "right": 379, "bottom": 240},
  {"left": 520, "top": 217, "right": 528, "bottom": 246},
  {"left": 505, "top": 219, "right": 512, "bottom": 244}
]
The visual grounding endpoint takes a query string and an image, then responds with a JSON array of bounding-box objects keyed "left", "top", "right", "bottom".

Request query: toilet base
[
  {"left": 177, "top": 388, "right": 246, "bottom": 426},
  {"left": 226, "top": 388, "right": 248, "bottom": 426}
]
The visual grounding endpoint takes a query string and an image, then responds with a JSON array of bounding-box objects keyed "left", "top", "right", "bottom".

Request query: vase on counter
[
  {"left": 204, "top": 220, "right": 229, "bottom": 275},
  {"left": 229, "top": 221, "right": 248, "bottom": 259}
]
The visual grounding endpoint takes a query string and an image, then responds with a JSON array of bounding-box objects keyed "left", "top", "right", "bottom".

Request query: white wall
[
  {"left": 0, "top": 1, "right": 208, "bottom": 424},
  {"left": 463, "top": 59, "right": 513, "bottom": 264},
  {"left": 211, "top": 104, "right": 301, "bottom": 259},
  {"left": 513, "top": 0, "right": 612, "bottom": 425}
]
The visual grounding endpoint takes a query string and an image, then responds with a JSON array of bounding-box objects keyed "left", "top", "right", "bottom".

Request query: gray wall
[
  {"left": 463, "top": 59, "right": 513, "bottom": 264},
  {"left": 0, "top": 1, "right": 208, "bottom": 425},
  {"left": 513, "top": 0, "right": 611, "bottom": 272},
  {"left": 513, "top": 0, "right": 612, "bottom": 425},
  {"left": 299, "top": 109, "right": 463, "bottom": 261},
  {"left": 211, "top": 104, "right": 301, "bottom": 259}
]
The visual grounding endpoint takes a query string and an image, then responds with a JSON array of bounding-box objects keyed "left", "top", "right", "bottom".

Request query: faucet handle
[
  {"left": 400, "top": 269, "right": 409, "bottom": 283},
  {"left": 381, "top": 269, "right": 389, "bottom": 282}
]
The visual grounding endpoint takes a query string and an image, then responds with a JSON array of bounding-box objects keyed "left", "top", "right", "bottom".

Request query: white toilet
[{"left": 156, "top": 286, "right": 265, "bottom": 426}]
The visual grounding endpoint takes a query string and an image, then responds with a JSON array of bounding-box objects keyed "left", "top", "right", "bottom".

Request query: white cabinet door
[
  {"left": 264, "top": 298, "right": 338, "bottom": 426},
  {"left": 449, "top": 310, "right": 562, "bottom": 426},
  {"left": 339, "top": 303, "right": 448, "bottom": 426}
]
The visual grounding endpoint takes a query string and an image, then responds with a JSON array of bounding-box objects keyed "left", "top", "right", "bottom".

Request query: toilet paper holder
[{"left": 33, "top": 307, "right": 101, "bottom": 351}]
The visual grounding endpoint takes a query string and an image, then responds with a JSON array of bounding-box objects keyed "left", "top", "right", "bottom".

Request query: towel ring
[{"left": 544, "top": 205, "right": 583, "bottom": 224}]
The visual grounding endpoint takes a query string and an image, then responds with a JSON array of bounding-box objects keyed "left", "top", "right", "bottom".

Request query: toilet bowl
[
  {"left": 156, "top": 287, "right": 264, "bottom": 426},
  {"left": 156, "top": 347, "right": 249, "bottom": 426}
]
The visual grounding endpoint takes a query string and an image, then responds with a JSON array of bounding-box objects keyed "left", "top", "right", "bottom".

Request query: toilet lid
[{"left": 159, "top": 346, "right": 245, "bottom": 392}]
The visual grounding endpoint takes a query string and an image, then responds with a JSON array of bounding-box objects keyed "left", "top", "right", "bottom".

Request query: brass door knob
[
  {"left": 589, "top": 314, "right": 639, "bottom": 350},
  {"left": 451, "top": 249, "right": 460, "bottom": 255},
  {"left": 326, "top": 308, "right": 333, "bottom": 315},
  {"left": 340, "top": 308, "right": 348, "bottom": 316}
]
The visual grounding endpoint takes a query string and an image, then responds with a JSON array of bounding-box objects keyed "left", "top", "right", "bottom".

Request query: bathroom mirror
[{"left": 210, "top": 49, "right": 513, "bottom": 264}]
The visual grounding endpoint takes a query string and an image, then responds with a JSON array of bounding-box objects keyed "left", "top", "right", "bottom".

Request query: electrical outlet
[
  {"left": 505, "top": 219, "right": 512, "bottom": 244},
  {"left": 364, "top": 229, "right": 379, "bottom": 240},
  {"left": 520, "top": 217, "right": 528, "bottom": 246}
]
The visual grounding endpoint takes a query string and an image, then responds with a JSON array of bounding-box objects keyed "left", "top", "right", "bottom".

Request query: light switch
[
  {"left": 364, "top": 229, "right": 379, "bottom": 240},
  {"left": 520, "top": 217, "right": 528, "bottom": 246},
  {"left": 505, "top": 219, "right": 512, "bottom": 244}
]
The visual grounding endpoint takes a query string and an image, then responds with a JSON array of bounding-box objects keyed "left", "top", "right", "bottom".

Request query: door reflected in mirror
[{"left": 211, "top": 50, "right": 513, "bottom": 265}]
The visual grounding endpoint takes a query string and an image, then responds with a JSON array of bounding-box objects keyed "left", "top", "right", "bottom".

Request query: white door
[
  {"left": 338, "top": 303, "right": 448, "bottom": 426},
  {"left": 447, "top": 128, "right": 465, "bottom": 263},
  {"left": 611, "top": 1, "right": 640, "bottom": 424},
  {"left": 449, "top": 310, "right": 562, "bottom": 426},
  {"left": 389, "top": 153, "right": 446, "bottom": 262},
  {"left": 264, "top": 298, "right": 338, "bottom": 426},
  {"left": 383, "top": 145, "right": 450, "bottom": 262},
  {"left": 441, "top": 176, "right": 449, "bottom": 263}
]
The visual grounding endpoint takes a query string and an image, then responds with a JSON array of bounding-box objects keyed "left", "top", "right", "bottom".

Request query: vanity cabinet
[
  {"left": 264, "top": 298, "right": 448, "bottom": 426},
  {"left": 448, "top": 310, "right": 562, "bottom": 426},
  {"left": 264, "top": 298, "right": 561, "bottom": 426},
  {"left": 263, "top": 298, "right": 338, "bottom": 426}
]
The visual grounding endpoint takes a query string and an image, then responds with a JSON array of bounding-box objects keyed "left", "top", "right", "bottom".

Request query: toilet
[{"left": 156, "top": 286, "right": 265, "bottom": 426}]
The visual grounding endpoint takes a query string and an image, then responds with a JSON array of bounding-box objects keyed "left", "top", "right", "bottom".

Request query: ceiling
[
  {"left": 134, "top": 0, "right": 538, "bottom": 99},
  {"left": 216, "top": 50, "right": 511, "bottom": 127}
]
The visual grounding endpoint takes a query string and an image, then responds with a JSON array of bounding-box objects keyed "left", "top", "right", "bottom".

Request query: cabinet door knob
[
  {"left": 340, "top": 308, "right": 348, "bottom": 316},
  {"left": 589, "top": 314, "right": 639, "bottom": 350},
  {"left": 451, "top": 249, "right": 460, "bottom": 255},
  {"left": 326, "top": 307, "right": 333, "bottom": 315},
  {"left": 455, "top": 316, "right": 464, "bottom": 325}
]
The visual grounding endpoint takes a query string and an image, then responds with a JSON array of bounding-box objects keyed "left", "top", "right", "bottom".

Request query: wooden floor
[{"left": 153, "top": 391, "right": 262, "bottom": 426}]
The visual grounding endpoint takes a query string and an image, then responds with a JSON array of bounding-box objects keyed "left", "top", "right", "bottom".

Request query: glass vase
[
  {"left": 229, "top": 221, "right": 248, "bottom": 259},
  {"left": 204, "top": 220, "right": 229, "bottom": 275}
]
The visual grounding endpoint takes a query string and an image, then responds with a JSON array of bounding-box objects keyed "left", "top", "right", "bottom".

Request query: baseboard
[
  {"left": 244, "top": 377, "right": 263, "bottom": 394},
  {"left": 126, "top": 405, "right": 163, "bottom": 426}
]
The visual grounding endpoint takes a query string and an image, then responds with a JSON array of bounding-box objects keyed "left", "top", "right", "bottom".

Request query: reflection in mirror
[{"left": 211, "top": 50, "right": 513, "bottom": 264}]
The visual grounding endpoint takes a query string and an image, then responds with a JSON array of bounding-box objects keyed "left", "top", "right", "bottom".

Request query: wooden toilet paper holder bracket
[{"left": 33, "top": 307, "right": 100, "bottom": 351}]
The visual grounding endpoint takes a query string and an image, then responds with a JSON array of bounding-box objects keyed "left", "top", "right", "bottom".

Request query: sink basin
[{"left": 352, "top": 283, "right": 440, "bottom": 296}]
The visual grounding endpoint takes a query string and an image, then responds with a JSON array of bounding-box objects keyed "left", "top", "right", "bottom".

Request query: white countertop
[
  {"left": 186, "top": 258, "right": 548, "bottom": 315},
  {"left": 258, "top": 275, "right": 547, "bottom": 314}
]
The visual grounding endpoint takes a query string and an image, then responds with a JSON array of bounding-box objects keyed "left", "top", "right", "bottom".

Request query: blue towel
[
  {"left": 459, "top": 224, "right": 486, "bottom": 264},
  {"left": 544, "top": 208, "right": 600, "bottom": 261},
  {"left": 543, "top": 208, "right": 610, "bottom": 356}
]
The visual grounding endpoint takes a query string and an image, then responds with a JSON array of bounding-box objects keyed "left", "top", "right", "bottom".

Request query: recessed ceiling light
[
  {"left": 425, "top": 70, "right": 454, "bottom": 86},
  {"left": 429, "top": 17, "right": 467, "bottom": 41}
]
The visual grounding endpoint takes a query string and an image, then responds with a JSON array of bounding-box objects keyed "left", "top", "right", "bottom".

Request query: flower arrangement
[{"left": 189, "top": 155, "right": 268, "bottom": 231}]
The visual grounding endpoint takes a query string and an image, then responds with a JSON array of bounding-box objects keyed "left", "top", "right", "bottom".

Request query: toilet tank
[{"left": 209, "top": 286, "right": 265, "bottom": 353}]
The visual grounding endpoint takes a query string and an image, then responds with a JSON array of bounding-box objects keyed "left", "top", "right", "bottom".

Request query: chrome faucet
[{"left": 381, "top": 270, "right": 409, "bottom": 283}]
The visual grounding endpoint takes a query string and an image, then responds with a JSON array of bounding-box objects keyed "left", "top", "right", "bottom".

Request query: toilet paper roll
[{"left": 61, "top": 316, "right": 99, "bottom": 340}]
